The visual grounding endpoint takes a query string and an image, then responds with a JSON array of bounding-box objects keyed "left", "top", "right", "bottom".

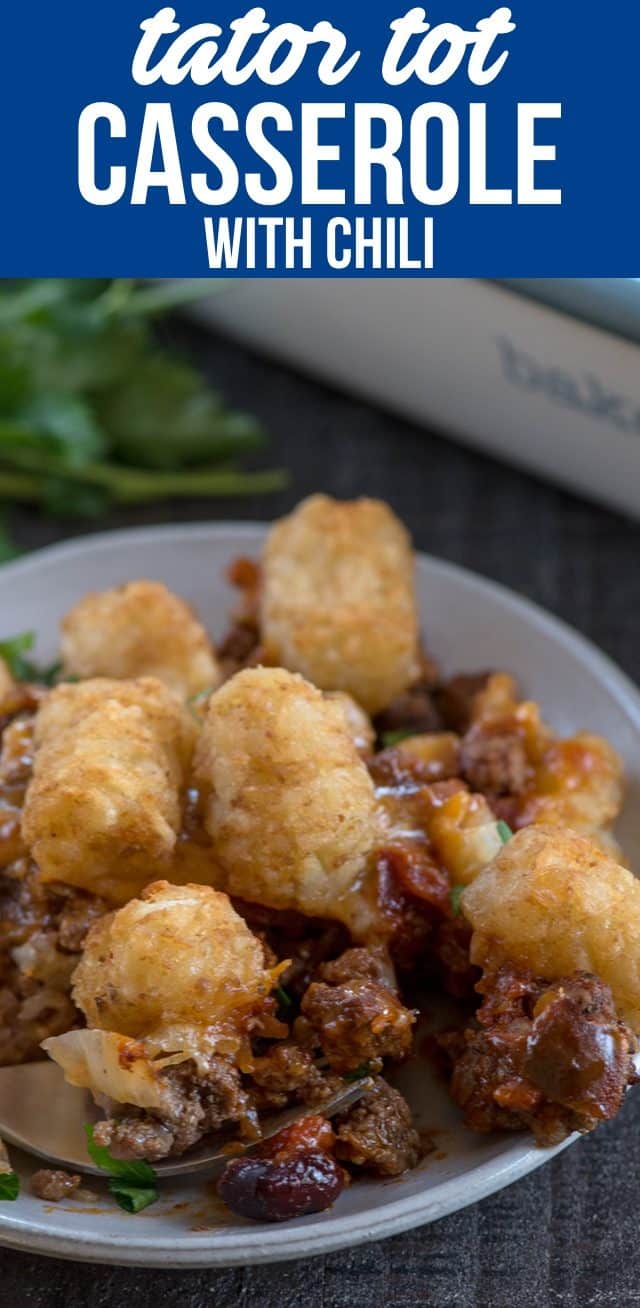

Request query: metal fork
[{"left": 0, "top": 1060, "right": 372, "bottom": 1178}]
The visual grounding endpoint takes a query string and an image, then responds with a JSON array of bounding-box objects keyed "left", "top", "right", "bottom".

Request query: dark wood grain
[{"left": 2, "top": 317, "right": 640, "bottom": 1307}]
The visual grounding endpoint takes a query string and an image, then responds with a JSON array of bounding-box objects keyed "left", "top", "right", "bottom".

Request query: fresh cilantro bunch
[{"left": 0, "top": 279, "right": 285, "bottom": 553}]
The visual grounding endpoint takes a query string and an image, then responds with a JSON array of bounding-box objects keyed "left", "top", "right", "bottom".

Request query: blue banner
[{"left": 3, "top": 2, "right": 639, "bottom": 275}]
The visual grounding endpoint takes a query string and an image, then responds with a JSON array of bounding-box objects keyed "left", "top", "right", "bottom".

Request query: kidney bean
[{"left": 217, "top": 1150, "right": 345, "bottom": 1222}]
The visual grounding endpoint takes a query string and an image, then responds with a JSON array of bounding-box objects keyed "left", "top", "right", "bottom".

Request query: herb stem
[
  {"left": 115, "top": 279, "right": 230, "bottom": 319},
  {"left": 0, "top": 470, "right": 43, "bottom": 500},
  {"left": 0, "top": 461, "right": 288, "bottom": 506}
]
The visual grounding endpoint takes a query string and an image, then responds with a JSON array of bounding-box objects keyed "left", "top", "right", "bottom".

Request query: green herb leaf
[
  {"left": 380, "top": 729, "right": 415, "bottom": 749},
  {"left": 107, "top": 1180, "right": 157, "bottom": 1214},
  {"left": 449, "top": 885, "right": 465, "bottom": 917},
  {"left": 0, "top": 1171, "right": 19, "bottom": 1200},
  {"left": 0, "top": 280, "right": 71, "bottom": 329},
  {"left": 97, "top": 354, "right": 264, "bottom": 471},
  {"left": 0, "top": 631, "right": 35, "bottom": 680},
  {"left": 188, "top": 686, "right": 216, "bottom": 706},
  {"left": 275, "top": 985, "right": 293, "bottom": 1011},
  {"left": 42, "top": 476, "right": 111, "bottom": 519},
  {"left": 497, "top": 820, "right": 513, "bottom": 844},
  {"left": 188, "top": 685, "right": 217, "bottom": 722},
  {"left": 344, "top": 1062, "right": 373, "bottom": 1083},
  {"left": 0, "top": 632, "right": 61, "bottom": 685},
  {"left": 38, "top": 660, "right": 62, "bottom": 687},
  {"left": 19, "top": 392, "right": 107, "bottom": 466},
  {"left": 85, "top": 1124, "right": 156, "bottom": 1186}
]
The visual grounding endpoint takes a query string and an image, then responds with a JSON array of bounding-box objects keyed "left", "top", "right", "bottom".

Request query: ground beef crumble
[
  {"left": 434, "top": 673, "right": 493, "bottom": 733},
  {"left": 439, "top": 966, "right": 639, "bottom": 1146},
  {"left": 0, "top": 860, "right": 107, "bottom": 1065},
  {"left": 94, "top": 1055, "right": 257, "bottom": 1160},
  {"left": 374, "top": 678, "right": 442, "bottom": 738},
  {"left": 334, "top": 1077, "right": 421, "bottom": 1176},
  {"left": 315, "top": 944, "right": 399, "bottom": 991},
  {"left": 216, "top": 557, "right": 264, "bottom": 678},
  {"left": 30, "top": 1168, "right": 81, "bottom": 1201},
  {"left": 0, "top": 701, "right": 108, "bottom": 1066},
  {"left": 250, "top": 1042, "right": 336, "bottom": 1110},
  {"left": 459, "top": 726, "right": 530, "bottom": 797},
  {"left": 298, "top": 976, "right": 415, "bottom": 1074}
]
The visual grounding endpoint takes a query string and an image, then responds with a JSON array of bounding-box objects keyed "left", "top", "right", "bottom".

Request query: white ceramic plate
[{"left": 0, "top": 522, "right": 639, "bottom": 1268}]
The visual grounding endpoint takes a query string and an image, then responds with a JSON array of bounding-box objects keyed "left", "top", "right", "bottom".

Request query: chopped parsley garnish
[
  {"left": 0, "top": 631, "right": 61, "bottom": 685},
  {"left": 497, "top": 820, "right": 513, "bottom": 844},
  {"left": 344, "top": 1061, "right": 373, "bottom": 1082},
  {"left": 187, "top": 685, "right": 216, "bottom": 720},
  {"left": 274, "top": 984, "right": 293, "bottom": 1011},
  {"left": 0, "top": 631, "right": 36, "bottom": 680},
  {"left": 380, "top": 728, "right": 415, "bottom": 749},
  {"left": 188, "top": 686, "right": 215, "bottom": 706},
  {"left": 39, "top": 660, "right": 62, "bottom": 686},
  {"left": 107, "top": 1180, "right": 158, "bottom": 1214},
  {"left": 85, "top": 1124, "right": 158, "bottom": 1214},
  {"left": 0, "top": 1171, "right": 19, "bottom": 1201},
  {"left": 449, "top": 885, "right": 465, "bottom": 917}
]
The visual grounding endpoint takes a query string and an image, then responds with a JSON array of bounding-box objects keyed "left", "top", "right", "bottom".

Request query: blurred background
[
  {"left": 1, "top": 276, "right": 640, "bottom": 691},
  {"left": 2, "top": 278, "right": 640, "bottom": 565}
]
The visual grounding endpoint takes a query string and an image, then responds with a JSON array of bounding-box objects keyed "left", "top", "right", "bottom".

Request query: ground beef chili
[
  {"left": 216, "top": 557, "right": 264, "bottom": 678},
  {"left": 372, "top": 847, "right": 440, "bottom": 974},
  {"left": 0, "top": 702, "right": 108, "bottom": 1064},
  {"left": 459, "top": 726, "right": 530, "bottom": 797},
  {"left": 250, "top": 1042, "right": 335, "bottom": 1110},
  {"left": 440, "top": 966, "right": 639, "bottom": 1146},
  {"left": 374, "top": 678, "right": 442, "bottom": 738},
  {"left": 431, "top": 916, "right": 479, "bottom": 1000},
  {"left": 0, "top": 859, "right": 106, "bottom": 1065},
  {"left": 93, "top": 1055, "right": 257, "bottom": 1160},
  {"left": 232, "top": 899, "right": 350, "bottom": 1002},
  {"left": 372, "top": 835, "right": 479, "bottom": 995},
  {"left": 434, "top": 673, "right": 492, "bottom": 733},
  {"left": 315, "top": 944, "right": 398, "bottom": 991},
  {"left": 5, "top": 651, "right": 634, "bottom": 1225},
  {"left": 30, "top": 1169, "right": 81, "bottom": 1202},
  {"left": 334, "top": 1077, "right": 422, "bottom": 1176},
  {"left": 298, "top": 975, "right": 415, "bottom": 1074}
]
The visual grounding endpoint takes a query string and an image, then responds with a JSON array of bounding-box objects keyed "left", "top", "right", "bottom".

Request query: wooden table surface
[{"left": 2, "top": 318, "right": 640, "bottom": 1307}]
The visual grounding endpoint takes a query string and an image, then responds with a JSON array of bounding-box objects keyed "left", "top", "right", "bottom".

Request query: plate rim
[
  {"left": 0, "top": 520, "right": 637, "bottom": 1266},
  {"left": 0, "top": 1135, "right": 573, "bottom": 1267}
]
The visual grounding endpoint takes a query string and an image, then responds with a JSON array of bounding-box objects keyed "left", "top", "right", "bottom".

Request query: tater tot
[
  {"left": 260, "top": 495, "right": 420, "bottom": 714},
  {"left": 0, "top": 657, "right": 15, "bottom": 704},
  {"left": 60, "top": 580, "right": 220, "bottom": 699},
  {"left": 325, "top": 691, "right": 375, "bottom": 756},
  {"left": 22, "top": 678, "right": 195, "bottom": 904},
  {"left": 72, "top": 881, "right": 270, "bottom": 1037},
  {"left": 462, "top": 826, "right": 640, "bottom": 1030},
  {"left": 194, "top": 667, "right": 380, "bottom": 922}
]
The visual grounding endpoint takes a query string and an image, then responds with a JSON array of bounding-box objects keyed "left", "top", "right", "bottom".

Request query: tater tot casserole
[{"left": 0, "top": 494, "right": 637, "bottom": 1223}]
